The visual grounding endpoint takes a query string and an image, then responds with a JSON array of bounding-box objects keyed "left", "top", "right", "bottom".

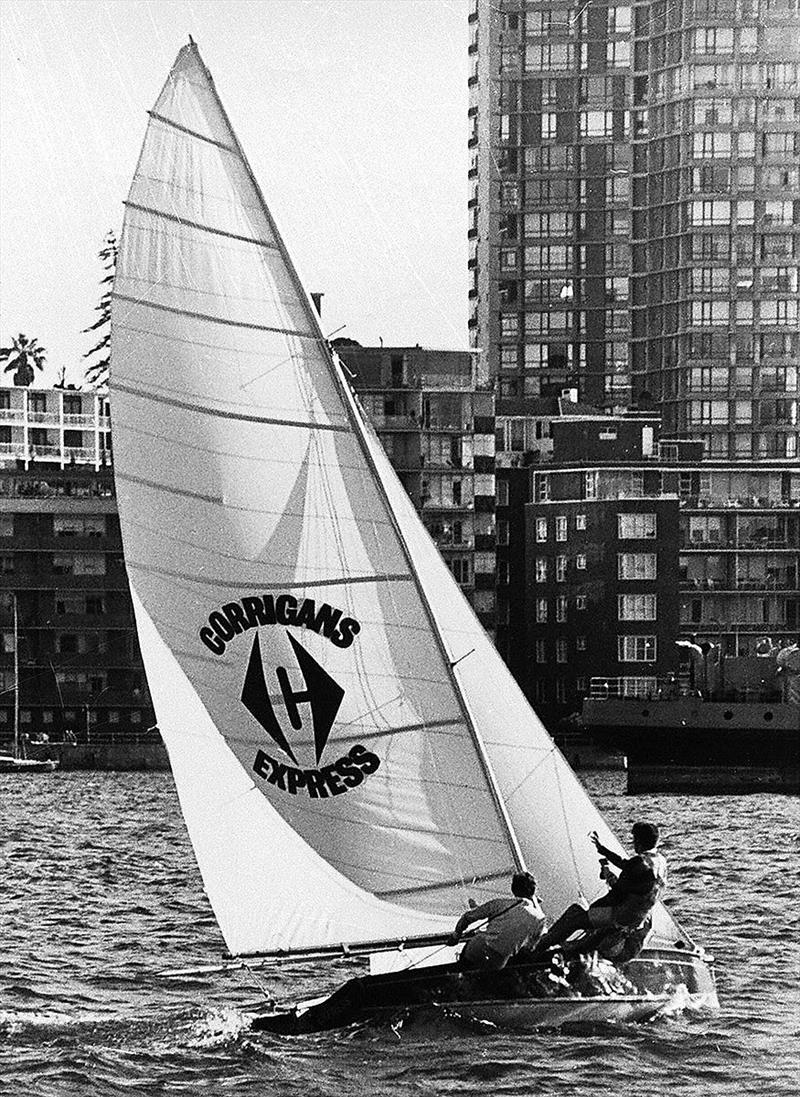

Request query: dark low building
[
  {"left": 0, "top": 385, "right": 158, "bottom": 760},
  {"left": 525, "top": 412, "right": 799, "bottom": 726}
]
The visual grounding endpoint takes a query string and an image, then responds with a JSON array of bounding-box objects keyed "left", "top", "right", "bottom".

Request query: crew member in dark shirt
[{"left": 535, "top": 822, "right": 667, "bottom": 951}]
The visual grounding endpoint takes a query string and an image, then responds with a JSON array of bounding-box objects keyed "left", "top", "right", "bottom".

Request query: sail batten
[
  {"left": 124, "top": 201, "right": 281, "bottom": 249},
  {"left": 149, "top": 110, "right": 238, "bottom": 151},
  {"left": 112, "top": 385, "right": 349, "bottom": 431},
  {"left": 112, "top": 293, "right": 315, "bottom": 337},
  {"left": 111, "top": 41, "right": 684, "bottom": 956}
]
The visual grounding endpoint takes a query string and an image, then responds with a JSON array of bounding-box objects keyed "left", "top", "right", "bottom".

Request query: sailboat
[
  {"left": 0, "top": 594, "right": 58, "bottom": 773},
  {"left": 109, "top": 42, "right": 717, "bottom": 1033}
]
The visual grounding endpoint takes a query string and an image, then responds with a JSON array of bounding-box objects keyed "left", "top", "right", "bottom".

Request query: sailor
[
  {"left": 448, "top": 871, "right": 546, "bottom": 970},
  {"left": 534, "top": 822, "right": 667, "bottom": 953}
]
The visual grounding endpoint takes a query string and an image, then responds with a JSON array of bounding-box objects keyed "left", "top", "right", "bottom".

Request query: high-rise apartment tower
[{"left": 469, "top": 0, "right": 800, "bottom": 459}]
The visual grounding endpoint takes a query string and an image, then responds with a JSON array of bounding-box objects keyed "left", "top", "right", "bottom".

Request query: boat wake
[{"left": 187, "top": 1006, "right": 252, "bottom": 1048}]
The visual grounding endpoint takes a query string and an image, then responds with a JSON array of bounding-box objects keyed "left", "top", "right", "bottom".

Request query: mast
[
  {"left": 187, "top": 43, "right": 526, "bottom": 874},
  {"left": 13, "top": 592, "right": 21, "bottom": 760}
]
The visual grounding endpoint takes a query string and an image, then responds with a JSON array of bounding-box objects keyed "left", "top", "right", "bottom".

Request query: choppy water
[{"left": 1, "top": 771, "right": 798, "bottom": 1096}]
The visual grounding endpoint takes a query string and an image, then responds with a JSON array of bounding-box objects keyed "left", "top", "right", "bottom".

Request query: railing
[
  {"left": 588, "top": 676, "right": 662, "bottom": 700},
  {"left": 63, "top": 413, "right": 95, "bottom": 427},
  {"left": 3, "top": 728, "right": 161, "bottom": 748},
  {"left": 26, "top": 411, "right": 60, "bottom": 425},
  {"left": 63, "top": 446, "right": 97, "bottom": 463},
  {"left": 0, "top": 408, "right": 25, "bottom": 422},
  {"left": 0, "top": 442, "right": 26, "bottom": 458},
  {"left": 28, "top": 444, "right": 63, "bottom": 459}
]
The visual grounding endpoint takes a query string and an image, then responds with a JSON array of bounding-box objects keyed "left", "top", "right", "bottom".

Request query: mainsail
[{"left": 111, "top": 43, "right": 681, "bottom": 957}]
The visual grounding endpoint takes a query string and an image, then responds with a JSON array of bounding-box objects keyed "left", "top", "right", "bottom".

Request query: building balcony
[
  {"left": 26, "top": 411, "right": 61, "bottom": 426},
  {"left": 681, "top": 540, "right": 796, "bottom": 552},
  {"left": 0, "top": 408, "right": 25, "bottom": 423},
  {"left": 63, "top": 413, "right": 97, "bottom": 428},
  {"left": 680, "top": 579, "right": 798, "bottom": 592},
  {"left": 682, "top": 497, "right": 798, "bottom": 511}
]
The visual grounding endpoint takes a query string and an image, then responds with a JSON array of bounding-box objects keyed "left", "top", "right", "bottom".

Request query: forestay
[{"left": 111, "top": 43, "right": 681, "bottom": 957}]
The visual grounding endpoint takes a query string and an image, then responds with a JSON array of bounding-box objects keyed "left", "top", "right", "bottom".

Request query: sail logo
[
  {"left": 242, "top": 630, "right": 380, "bottom": 799},
  {"left": 199, "top": 594, "right": 360, "bottom": 656}
]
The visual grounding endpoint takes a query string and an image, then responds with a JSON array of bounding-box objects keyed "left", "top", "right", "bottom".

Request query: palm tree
[
  {"left": 0, "top": 334, "right": 46, "bottom": 386},
  {"left": 83, "top": 231, "right": 117, "bottom": 388}
]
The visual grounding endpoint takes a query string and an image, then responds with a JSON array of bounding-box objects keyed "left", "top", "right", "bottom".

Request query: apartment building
[
  {"left": 469, "top": 0, "right": 800, "bottom": 459},
  {"left": 526, "top": 413, "right": 799, "bottom": 722},
  {"left": 335, "top": 345, "right": 498, "bottom": 634},
  {"left": 0, "top": 386, "right": 156, "bottom": 746}
]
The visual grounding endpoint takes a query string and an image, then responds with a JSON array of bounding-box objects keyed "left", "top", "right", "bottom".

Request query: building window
[
  {"left": 54, "top": 515, "right": 106, "bottom": 537},
  {"left": 0, "top": 515, "right": 13, "bottom": 537},
  {"left": 576, "top": 595, "right": 587, "bottom": 610},
  {"left": 537, "top": 475, "right": 551, "bottom": 502},
  {"left": 618, "top": 594, "right": 658, "bottom": 621},
  {"left": 448, "top": 558, "right": 472, "bottom": 586},
  {"left": 606, "top": 40, "right": 630, "bottom": 66},
  {"left": 576, "top": 553, "right": 586, "bottom": 570},
  {"left": 584, "top": 472, "right": 598, "bottom": 500},
  {"left": 556, "top": 596, "right": 567, "bottom": 623},
  {"left": 536, "top": 517, "right": 548, "bottom": 542},
  {"left": 618, "top": 513, "right": 656, "bottom": 539},
  {"left": 555, "top": 556, "right": 567, "bottom": 582},
  {"left": 536, "top": 598, "right": 548, "bottom": 623},
  {"left": 496, "top": 480, "right": 509, "bottom": 506},
  {"left": 555, "top": 516, "right": 567, "bottom": 542},
  {"left": 618, "top": 635, "right": 657, "bottom": 662},
  {"left": 576, "top": 513, "right": 586, "bottom": 530},
  {"left": 535, "top": 639, "right": 547, "bottom": 663},
  {"left": 556, "top": 639, "right": 568, "bottom": 664},
  {"left": 576, "top": 676, "right": 587, "bottom": 692},
  {"left": 555, "top": 678, "right": 567, "bottom": 703},
  {"left": 576, "top": 636, "right": 587, "bottom": 651},
  {"left": 618, "top": 553, "right": 657, "bottom": 580},
  {"left": 536, "top": 558, "right": 548, "bottom": 583},
  {"left": 497, "top": 519, "right": 509, "bottom": 546}
]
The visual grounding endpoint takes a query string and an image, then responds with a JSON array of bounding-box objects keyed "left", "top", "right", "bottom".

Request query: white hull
[{"left": 0, "top": 754, "right": 59, "bottom": 773}]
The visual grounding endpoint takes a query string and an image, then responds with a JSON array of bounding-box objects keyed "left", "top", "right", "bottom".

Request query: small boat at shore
[
  {"left": 111, "top": 41, "right": 717, "bottom": 1033},
  {"left": 0, "top": 594, "right": 59, "bottom": 774},
  {"left": 0, "top": 754, "right": 58, "bottom": 774}
]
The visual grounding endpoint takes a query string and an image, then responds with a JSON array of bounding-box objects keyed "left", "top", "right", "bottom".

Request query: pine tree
[{"left": 83, "top": 231, "right": 117, "bottom": 388}]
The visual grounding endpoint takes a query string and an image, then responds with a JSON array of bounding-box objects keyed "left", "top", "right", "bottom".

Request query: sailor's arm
[
  {"left": 451, "top": 899, "right": 500, "bottom": 941},
  {"left": 590, "top": 831, "right": 627, "bottom": 869}
]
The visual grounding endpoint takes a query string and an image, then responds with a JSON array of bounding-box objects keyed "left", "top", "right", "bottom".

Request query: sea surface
[{"left": 1, "top": 771, "right": 798, "bottom": 1097}]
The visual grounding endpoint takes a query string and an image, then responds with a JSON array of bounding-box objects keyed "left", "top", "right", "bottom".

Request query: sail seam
[
  {"left": 115, "top": 472, "right": 223, "bottom": 505},
  {"left": 124, "top": 201, "right": 280, "bottom": 249},
  {"left": 112, "top": 381, "right": 350, "bottom": 432},
  {"left": 375, "top": 870, "right": 513, "bottom": 899},
  {"left": 112, "top": 293, "right": 317, "bottom": 339},
  {"left": 149, "top": 110, "right": 238, "bottom": 152},
  {"left": 125, "top": 557, "right": 413, "bottom": 590}
]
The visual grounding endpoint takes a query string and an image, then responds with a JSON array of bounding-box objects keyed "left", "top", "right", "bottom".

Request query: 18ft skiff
[{"left": 110, "top": 42, "right": 717, "bottom": 1032}]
